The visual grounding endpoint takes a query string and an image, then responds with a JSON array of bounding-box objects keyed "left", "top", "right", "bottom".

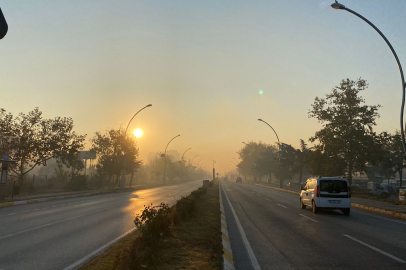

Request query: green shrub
[
  {"left": 191, "top": 187, "right": 207, "bottom": 199},
  {"left": 173, "top": 196, "right": 196, "bottom": 224},
  {"left": 133, "top": 203, "right": 172, "bottom": 245}
]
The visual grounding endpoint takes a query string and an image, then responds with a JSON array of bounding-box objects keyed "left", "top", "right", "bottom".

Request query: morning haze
[{"left": 0, "top": 0, "right": 405, "bottom": 172}]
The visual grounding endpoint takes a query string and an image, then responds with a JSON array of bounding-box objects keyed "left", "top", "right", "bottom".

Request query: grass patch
[
  {"left": 80, "top": 230, "right": 141, "bottom": 270},
  {"left": 80, "top": 181, "right": 222, "bottom": 270}
]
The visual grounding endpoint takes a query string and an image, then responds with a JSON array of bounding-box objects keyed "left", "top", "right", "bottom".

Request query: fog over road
[
  {"left": 222, "top": 181, "right": 406, "bottom": 270},
  {"left": 0, "top": 180, "right": 204, "bottom": 270}
]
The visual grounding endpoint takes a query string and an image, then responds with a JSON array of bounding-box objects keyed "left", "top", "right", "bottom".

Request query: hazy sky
[{"left": 1, "top": 0, "right": 406, "bottom": 173}]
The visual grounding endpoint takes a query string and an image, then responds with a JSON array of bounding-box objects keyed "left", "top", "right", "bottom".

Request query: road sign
[{"left": 78, "top": 151, "right": 96, "bottom": 160}]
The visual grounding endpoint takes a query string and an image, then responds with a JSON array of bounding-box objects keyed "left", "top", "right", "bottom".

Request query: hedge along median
[{"left": 80, "top": 180, "right": 222, "bottom": 270}]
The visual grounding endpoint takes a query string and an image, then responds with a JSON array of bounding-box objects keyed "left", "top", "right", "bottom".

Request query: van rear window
[{"left": 320, "top": 180, "right": 348, "bottom": 193}]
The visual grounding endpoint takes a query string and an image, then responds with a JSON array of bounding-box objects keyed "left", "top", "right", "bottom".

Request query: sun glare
[{"left": 134, "top": 129, "right": 143, "bottom": 138}]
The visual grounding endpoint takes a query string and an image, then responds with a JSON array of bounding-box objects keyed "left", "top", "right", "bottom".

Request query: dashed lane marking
[
  {"left": 265, "top": 198, "right": 272, "bottom": 201},
  {"left": 299, "top": 214, "right": 318, "bottom": 222},
  {"left": 7, "top": 213, "right": 16, "bottom": 216},
  {"left": 343, "top": 234, "right": 406, "bottom": 263},
  {"left": 277, "top": 203, "right": 287, "bottom": 209}
]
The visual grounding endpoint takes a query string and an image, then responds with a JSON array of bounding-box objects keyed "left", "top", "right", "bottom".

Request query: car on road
[
  {"left": 300, "top": 177, "right": 351, "bottom": 215},
  {"left": 235, "top": 177, "right": 242, "bottom": 183}
]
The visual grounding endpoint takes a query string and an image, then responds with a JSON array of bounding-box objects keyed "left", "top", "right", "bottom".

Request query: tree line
[
  {"left": 0, "top": 108, "right": 208, "bottom": 190},
  {"left": 235, "top": 78, "right": 406, "bottom": 186}
]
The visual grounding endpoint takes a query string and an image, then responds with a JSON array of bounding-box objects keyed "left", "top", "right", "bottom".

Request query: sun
[{"left": 133, "top": 129, "right": 143, "bottom": 138}]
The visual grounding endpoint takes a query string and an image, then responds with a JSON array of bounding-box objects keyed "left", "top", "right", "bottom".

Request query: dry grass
[
  {"left": 79, "top": 181, "right": 222, "bottom": 270},
  {"left": 143, "top": 181, "right": 222, "bottom": 270},
  {"left": 80, "top": 230, "right": 141, "bottom": 270}
]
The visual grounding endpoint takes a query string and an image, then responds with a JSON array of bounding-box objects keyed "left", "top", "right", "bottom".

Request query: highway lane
[
  {"left": 222, "top": 181, "right": 406, "bottom": 270},
  {"left": 0, "top": 180, "right": 204, "bottom": 270}
]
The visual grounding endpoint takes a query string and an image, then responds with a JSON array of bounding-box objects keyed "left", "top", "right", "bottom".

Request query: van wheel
[
  {"left": 312, "top": 200, "right": 318, "bottom": 213},
  {"left": 342, "top": 208, "right": 350, "bottom": 215},
  {"left": 300, "top": 199, "right": 306, "bottom": 209}
]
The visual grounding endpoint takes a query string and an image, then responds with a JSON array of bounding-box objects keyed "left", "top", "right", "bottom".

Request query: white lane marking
[
  {"left": 22, "top": 211, "right": 30, "bottom": 213},
  {"left": 63, "top": 227, "right": 137, "bottom": 270},
  {"left": 33, "top": 209, "right": 40, "bottom": 211},
  {"left": 52, "top": 206, "right": 58, "bottom": 208},
  {"left": 8, "top": 213, "right": 16, "bottom": 216},
  {"left": 221, "top": 183, "right": 261, "bottom": 270},
  {"left": 42, "top": 208, "right": 48, "bottom": 210},
  {"left": 343, "top": 234, "right": 406, "bottom": 263},
  {"left": 0, "top": 205, "right": 118, "bottom": 240},
  {"left": 299, "top": 214, "right": 318, "bottom": 223},
  {"left": 61, "top": 204, "right": 66, "bottom": 206},
  {"left": 277, "top": 203, "right": 287, "bottom": 209},
  {"left": 256, "top": 194, "right": 261, "bottom": 197},
  {"left": 265, "top": 198, "right": 272, "bottom": 201},
  {"left": 353, "top": 210, "right": 406, "bottom": 225}
]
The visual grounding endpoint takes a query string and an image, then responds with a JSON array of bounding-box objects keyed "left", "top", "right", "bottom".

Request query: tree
[
  {"left": 238, "top": 142, "right": 273, "bottom": 181},
  {"left": 308, "top": 78, "right": 383, "bottom": 184},
  {"left": 0, "top": 108, "right": 86, "bottom": 185},
  {"left": 295, "top": 139, "right": 312, "bottom": 183},
  {"left": 91, "top": 127, "right": 141, "bottom": 187}
]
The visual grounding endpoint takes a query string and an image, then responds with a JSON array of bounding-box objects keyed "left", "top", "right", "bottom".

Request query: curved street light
[
  {"left": 179, "top": 148, "right": 191, "bottom": 182},
  {"left": 163, "top": 134, "right": 180, "bottom": 184},
  {"left": 242, "top": 142, "right": 248, "bottom": 145},
  {"left": 258, "top": 118, "right": 282, "bottom": 188},
  {"left": 191, "top": 155, "right": 199, "bottom": 166},
  {"left": 196, "top": 159, "right": 204, "bottom": 168},
  {"left": 331, "top": 1, "right": 406, "bottom": 153},
  {"left": 180, "top": 148, "right": 192, "bottom": 164},
  {"left": 120, "top": 104, "right": 152, "bottom": 188}
]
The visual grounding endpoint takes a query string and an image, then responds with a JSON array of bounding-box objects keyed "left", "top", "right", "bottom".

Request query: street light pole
[
  {"left": 196, "top": 159, "right": 204, "bottom": 168},
  {"left": 163, "top": 134, "right": 180, "bottom": 185},
  {"left": 213, "top": 160, "right": 216, "bottom": 181},
  {"left": 179, "top": 148, "right": 191, "bottom": 182},
  {"left": 331, "top": 1, "right": 406, "bottom": 153},
  {"left": 120, "top": 104, "right": 152, "bottom": 188},
  {"left": 258, "top": 119, "right": 282, "bottom": 188},
  {"left": 191, "top": 155, "right": 199, "bottom": 166}
]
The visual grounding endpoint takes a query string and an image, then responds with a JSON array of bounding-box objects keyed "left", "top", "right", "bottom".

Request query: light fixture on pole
[
  {"left": 258, "top": 118, "right": 282, "bottom": 188},
  {"left": 120, "top": 104, "right": 152, "bottom": 188},
  {"left": 331, "top": 1, "right": 406, "bottom": 154}
]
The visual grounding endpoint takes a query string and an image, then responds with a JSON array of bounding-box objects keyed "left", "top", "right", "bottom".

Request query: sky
[{"left": 1, "top": 0, "right": 406, "bottom": 174}]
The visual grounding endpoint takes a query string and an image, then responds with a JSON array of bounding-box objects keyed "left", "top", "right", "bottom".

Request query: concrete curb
[
  {"left": 252, "top": 183, "right": 406, "bottom": 222},
  {"left": 0, "top": 190, "right": 107, "bottom": 208},
  {"left": 219, "top": 183, "right": 235, "bottom": 270}
]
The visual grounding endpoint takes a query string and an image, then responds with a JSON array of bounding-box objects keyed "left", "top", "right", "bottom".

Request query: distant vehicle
[
  {"left": 382, "top": 184, "right": 396, "bottom": 195},
  {"left": 399, "top": 189, "right": 406, "bottom": 201},
  {"left": 367, "top": 182, "right": 389, "bottom": 198},
  {"left": 300, "top": 177, "right": 351, "bottom": 215},
  {"left": 235, "top": 177, "right": 242, "bottom": 183}
]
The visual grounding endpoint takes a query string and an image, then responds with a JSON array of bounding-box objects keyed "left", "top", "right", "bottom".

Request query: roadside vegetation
[
  {"left": 0, "top": 108, "right": 209, "bottom": 199},
  {"left": 229, "top": 78, "right": 406, "bottom": 190},
  {"left": 81, "top": 180, "right": 222, "bottom": 270}
]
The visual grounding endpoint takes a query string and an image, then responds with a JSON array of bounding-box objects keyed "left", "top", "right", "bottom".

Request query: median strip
[{"left": 220, "top": 181, "right": 235, "bottom": 270}]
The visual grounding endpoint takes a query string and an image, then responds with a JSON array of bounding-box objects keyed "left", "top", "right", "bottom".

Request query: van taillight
[
  {"left": 316, "top": 185, "right": 320, "bottom": 197},
  {"left": 348, "top": 187, "right": 351, "bottom": 198}
]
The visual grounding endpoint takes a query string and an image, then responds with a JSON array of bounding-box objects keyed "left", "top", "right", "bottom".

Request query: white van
[{"left": 300, "top": 177, "right": 351, "bottom": 215}]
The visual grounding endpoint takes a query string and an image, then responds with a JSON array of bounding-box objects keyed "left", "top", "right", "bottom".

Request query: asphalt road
[
  {"left": 221, "top": 181, "right": 406, "bottom": 270},
  {"left": 0, "top": 180, "right": 204, "bottom": 270}
]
